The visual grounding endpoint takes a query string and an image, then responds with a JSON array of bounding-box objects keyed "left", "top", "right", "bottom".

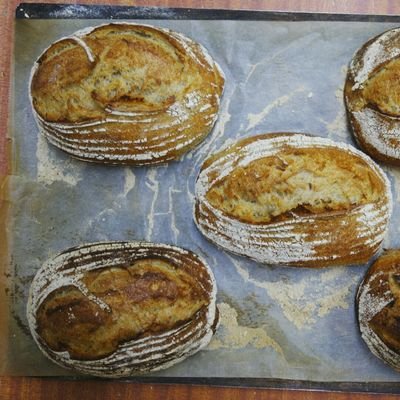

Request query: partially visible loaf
[
  {"left": 357, "top": 249, "right": 400, "bottom": 371},
  {"left": 345, "top": 27, "right": 400, "bottom": 165},
  {"left": 194, "top": 133, "right": 392, "bottom": 268},
  {"left": 27, "top": 242, "right": 218, "bottom": 377},
  {"left": 30, "top": 23, "right": 224, "bottom": 165}
]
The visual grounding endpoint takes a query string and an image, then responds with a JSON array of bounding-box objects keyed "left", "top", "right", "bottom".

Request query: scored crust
[
  {"left": 30, "top": 23, "right": 224, "bottom": 165},
  {"left": 357, "top": 249, "right": 400, "bottom": 371},
  {"left": 345, "top": 27, "right": 400, "bottom": 165},
  {"left": 27, "top": 242, "right": 218, "bottom": 377},
  {"left": 194, "top": 133, "right": 392, "bottom": 268}
]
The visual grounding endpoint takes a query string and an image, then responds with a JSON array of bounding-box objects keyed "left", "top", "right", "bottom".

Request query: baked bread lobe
[
  {"left": 27, "top": 242, "right": 218, "bottom": 377},
  {"left": 194, "top": 133, "right": 392, "bottom": 268},
  {"left": 30, "top": 23, "right": 224, "bottom": 165},
  {"left": 357, "top": 249, "right": 400, "bottom": 371},
  {"left": 345, "top": 28, "right": 400, "bottom": 165}
]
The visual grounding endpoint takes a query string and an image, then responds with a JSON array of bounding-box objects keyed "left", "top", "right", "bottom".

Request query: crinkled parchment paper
[{"left": 4, "top": 18, "right": 400, "bottom": 380}]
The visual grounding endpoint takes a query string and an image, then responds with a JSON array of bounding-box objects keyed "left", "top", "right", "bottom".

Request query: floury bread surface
[
  {"left": 357, "top": 249, "right": 400, "bottom": 371},
  {"left": 345, "top": 28, "right": 400, "bottom": 165},
  {"left": 30, "top": 23, "right": 224, "bottom": 165},
  {"left": 194, "top": 133, "right": 392, "bottom": 268},
  {"left": 27, "top": 242, "right": 218, "bottom": 377}
]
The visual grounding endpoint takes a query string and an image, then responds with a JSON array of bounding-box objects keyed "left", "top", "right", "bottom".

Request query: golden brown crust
[
  {"left": 30, "top": 23, "right": 224, "bottom": 165},
  {"left": 345, "top": 28, "right": 400, "bottom": 165},
  {"left": 206, "top": 146, "right": 383, "bottom": 224},
  {"left": 27, "top": 242, "right": 218, "bottom": 377},
  {"left": 357, "top": 249, "right": 400, "bottom": 370},
  {"left": 194, "top": 133, "right": 392, "bottom": 268},
  {"left": 36, "top": 259, "right": 207, "bottom": 360}
]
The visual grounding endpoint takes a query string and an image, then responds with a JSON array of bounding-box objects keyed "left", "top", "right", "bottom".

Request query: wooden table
[{"left": 1, "top": 1, "right": 400, "bottom": 399}]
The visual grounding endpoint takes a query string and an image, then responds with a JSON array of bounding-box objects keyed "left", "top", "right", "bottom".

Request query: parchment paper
[{"left": 5, "top": 18, "right": 400, "bottom": 381}]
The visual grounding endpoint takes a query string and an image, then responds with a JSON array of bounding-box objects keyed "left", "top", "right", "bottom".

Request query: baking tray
[{"left": 3, "top": 2, "right": 400, "bottom": 393}]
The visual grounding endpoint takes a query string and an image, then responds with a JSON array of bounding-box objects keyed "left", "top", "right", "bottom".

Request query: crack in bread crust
[
  {"left": 36, "top": 259, "right": 208, "bottom": 361},
  {"left": 206, "top": 147, "right": 382, "bottom": 224}
]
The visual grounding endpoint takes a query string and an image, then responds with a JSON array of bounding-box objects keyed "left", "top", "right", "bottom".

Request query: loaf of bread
[
  {"left": 27, "top": 242, "right": 218, "bottom": 377},
  {"left": 30, "top": 23, "right": 224, "bottom": 165},
  {"left": 357, "top": 249, "right": 400, "bottom": 371},
  {"left": 345, "top": 28, "right": 400, "bottom": 165},
  {"left": 194, "top": 133, "right": 392, "bottom": 268}
]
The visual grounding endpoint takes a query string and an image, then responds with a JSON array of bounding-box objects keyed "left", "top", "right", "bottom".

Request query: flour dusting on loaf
[
  {"left": 27, "top": 242, "right": 218, "bottom": 377},
  {"left": 194, "top": 133, "right": 392, "bottom": 268},
  {"left": 29, "top": 23, "right": 224, "bottom": 165},
  {"left": 345, "top": 28, "right": 400, "bottom": 165},
  {"left": 357, "top": 249, "right": 400, "bottom": 371}
]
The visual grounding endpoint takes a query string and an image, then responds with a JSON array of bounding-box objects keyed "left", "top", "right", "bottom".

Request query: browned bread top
[
  {"left": 36, "top": 258, "right": 208, "bottom": 361},
  {"left": 27, "top": 242, "right": 218, "bottom": 377},
  {"left": 206, "top": 145, "right": 383, "bottom": 224},
  {"left": 345, "top": 28, "right": 400, "bottom": 164},
  {"left": 30, "top": 23, "right": 224, "bottom": 165},
  {"left": 195, "top": 133, "right": 392, "bottom": 267},
  {"left": 357, "top": 249, "right": 400, "bottom": 370}
]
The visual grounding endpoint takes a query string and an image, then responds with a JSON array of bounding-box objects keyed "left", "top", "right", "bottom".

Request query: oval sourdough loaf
[
  {"left": 30, "top": 23, "right": 224, "bottom": 165},
  {"left": 357, "top": 249, "right": 400, "bottom": 371},
  {"left": 27, "top": 242, "right": 218, "bottom": 377},
  {"left": 345, "top": 27, "right": 400, "bottom": 165},
  {"left": 194, "top": 133, "right": 392, "bottom": 268}
]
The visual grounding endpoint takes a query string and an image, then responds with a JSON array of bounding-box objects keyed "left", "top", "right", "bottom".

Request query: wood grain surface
[{"left": 2, "top": 1, "right": 400, "bottom": 399}]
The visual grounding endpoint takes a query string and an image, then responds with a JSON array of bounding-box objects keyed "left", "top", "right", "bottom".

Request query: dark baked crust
[
  {"left": 36, "top": 259, "right": 208, "bottom": 360},
  {"left": 194, "top": 132, "right": 392, "bottom": 268},
  {"left": 27, "top": 242, "right": 218, "bottom": 377},
  {"left": 357, "top": 249, "right": 400, "bottom": 371},
  {"left": 30, "top": 23, "right": 224, "bottom": 165},
  {"left": 345, "top": 28, "right": 400, "bottom": 165}
]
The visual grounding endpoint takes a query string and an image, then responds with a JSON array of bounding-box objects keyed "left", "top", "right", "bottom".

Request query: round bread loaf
[
  {"left": 194, "top": 133, "right": 392, "bottom": 268},
  {"left": 30, "top": 23, "right": 224, "bottom": 165},
  {"left": 345, "top": 28, "right": 400, "bottom": 165},
  {"left": 357, "top": 249, "right": 400, "bottom": 371},
  {"left": 27, "top": 241, "right": 218, "bottom": 377}
]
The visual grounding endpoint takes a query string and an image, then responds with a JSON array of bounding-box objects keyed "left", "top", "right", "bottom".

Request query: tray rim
[
  {"left": 15, "top": 2, "right": 400, "bottom": 22},
  {"left": 11, "top": 2, "right": 400, "bottom": 393}
]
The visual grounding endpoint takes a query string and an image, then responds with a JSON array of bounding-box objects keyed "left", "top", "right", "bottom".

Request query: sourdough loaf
[
  {"left": 194, "top": 133, "right": 392, "bottom": 268},
  {"left": 30, "top": 23, "right": 224, "bottom": 165},
  {"left": 345, "top": 28, "right": 400, "bottom": 165},
  {"left": 357, "top": 249, "right": 400, "bottom": 371},
  {"left": 27, "top": 242, "right": 218, "bottom": 377}
]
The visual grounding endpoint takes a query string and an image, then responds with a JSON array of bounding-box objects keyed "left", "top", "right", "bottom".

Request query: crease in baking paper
[
  {"left": 246, "top": 86, "right": 306, "bottom": 132},
  {"left": 230, "top": 256, "right": 358, "bottom": 330},
  {"left": 207, "top": 302, "right": 284, "bottom": 356},
  {"left": 144, "top": 167, "right": 181, "bottom": 243},
  {"left": 145, "top": 168, "right": 159, "bottom": 241}
]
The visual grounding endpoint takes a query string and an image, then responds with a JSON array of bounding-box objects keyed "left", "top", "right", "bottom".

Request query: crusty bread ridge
[
  {"left": 194, "top": 132, "right": 392, "bottom": 268},
  {"left": 357, "top": 249, "right": 400, "bottom": 371},
  {"left": 27, "top": 241, "right": 218, "bottom": 377},
  {"left": 30, "top": 23, "right": 224, "bottom": 165},
  {"left": 345, "top": 27, "right": 400, "bottom": 165}
]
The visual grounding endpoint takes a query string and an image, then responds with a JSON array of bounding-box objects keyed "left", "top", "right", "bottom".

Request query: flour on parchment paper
[
  {"left": 122, "top": 168, "right": 136, "bottom": 197},
  {"left": 36, "top": 134, "right": 80, "bottom": 186},
  {"left": 246, "top": 86, "right": 306, "bottom": 132},
  {"left": 207, "top": 302, "right": 283, "bottom": 355},
  {"left": 323, "top": 65, "right": 349, "bottom": 140},
  {"left": 232, "top": 258, "right": 357, "bottom": 330}
]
